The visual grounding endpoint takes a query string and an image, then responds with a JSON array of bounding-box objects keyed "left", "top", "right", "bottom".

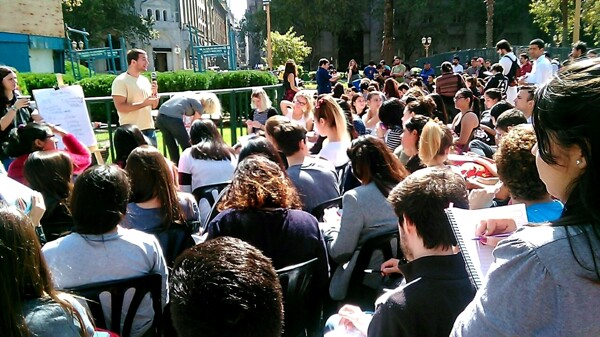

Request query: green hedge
[{"left": 18, "top": 70, "right": 278, "bottom": 122}]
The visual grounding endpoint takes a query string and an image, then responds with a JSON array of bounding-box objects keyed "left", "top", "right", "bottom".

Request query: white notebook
[{"left": 445, "top": 204, "right": 529, "bottom": 289}]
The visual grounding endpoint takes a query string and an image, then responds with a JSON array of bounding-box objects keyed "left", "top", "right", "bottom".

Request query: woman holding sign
[
  {"left": 5, "top": 123, "right": 91, "bottom": 185},
  {"left": 451, "top": 59, "right": 600, "bottom": 336},
  {"left": 0, "top": 66, "right": 40, "bottom": 169}
]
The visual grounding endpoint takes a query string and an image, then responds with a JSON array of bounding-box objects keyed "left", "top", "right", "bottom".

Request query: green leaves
[
  {"left": 61, "top": 0, "right": 157, "bottom": 45},
  {"left": 265, "top": 28, "right": 312, "bottom": 67}
]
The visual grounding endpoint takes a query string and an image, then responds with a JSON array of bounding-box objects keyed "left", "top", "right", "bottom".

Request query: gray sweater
[
  {"left": 452, "top": 225, "right": 600, "bottom": 336},
  {"left": 42, "top": 227, "right": 168, "bottom": 337},
  {"left": 323, "top": 182, "right": 398, "bottom": 300}
]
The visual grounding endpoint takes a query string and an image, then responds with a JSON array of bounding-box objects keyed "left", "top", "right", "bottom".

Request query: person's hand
[
  {"left": 145, "top": 96, "right": 159, "bottom": 108},
  {"left": 151, "top": 81, "right": 158, "bottom": 97},
  {"left": 475, "top": 218, "right": 517, "bottom": 247},
  {"left": 338, "top": 304, "right": 369, "bottom": 336},
  {"left": 468, "top": 188, "right": 496, "bottom": 210},
  {"left": 14, "top": 96, "right": 30, "bottom": 110},
  {"left": 381, "top": 258, "right": 400, "bottom": 276},
  {"left": 48, "top": 124, "right": 68, "bottom": 137},
  {"left": 28, "top": 192, "right": 46, "bottom": 227},
  {"left": 375, "top": 122, "right": 386, "bottom": 139}
]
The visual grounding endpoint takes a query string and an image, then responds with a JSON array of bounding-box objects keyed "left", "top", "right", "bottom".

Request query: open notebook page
[{"left": 445, "top": 204, "right": 528, "bottom": 289}]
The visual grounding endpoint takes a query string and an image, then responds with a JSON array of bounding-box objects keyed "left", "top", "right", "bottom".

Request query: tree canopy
[
  {"left": 530, "top": 0, "right": 600, "bottom": 46},
  {"left": 62, "top": 0, "right": 157, "bottom": 46},
  {"left": 265, "top": 28, "right": 312, "bottom": 67}
]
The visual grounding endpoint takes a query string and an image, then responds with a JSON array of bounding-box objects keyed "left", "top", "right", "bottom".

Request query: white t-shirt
[
  {"left": 285, "top": 110, "right": 308, "bottom": 129},
  {"left": 453, "top": 64, "right": 464, "bottom": 74},
  {"left": 318, "top": 140, "right": 350, "bottom": 167},
  {"left": 178, "top": 147, "right": 237, "bottom": 191},
  {"left": 111, "top": 72, "right": 154, "bottom": 130}
]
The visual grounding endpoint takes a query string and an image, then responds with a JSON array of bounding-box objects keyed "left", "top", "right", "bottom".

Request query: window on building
[
  {"left": 147, "top": 9, "right": 152, "bottom": 18},
  {"left": 156, "top": 9, "right": 161, "bottom": 21},
  {"left": 163, "top": 10, "right": 168, "bottom": 21}
]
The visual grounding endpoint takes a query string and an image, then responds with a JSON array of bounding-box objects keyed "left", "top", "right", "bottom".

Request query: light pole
[
  {"left": 421, "top": 37, "right": 432, "bottom": 58},
  {"left": 263, "top": 0, "right": 273, "bottom": 70},
  {"left": 553, "top": 34, "right": 560, "bottom": 47}
]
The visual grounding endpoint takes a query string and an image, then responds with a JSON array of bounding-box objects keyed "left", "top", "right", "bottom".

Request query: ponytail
[{"left": 418, "top": 119, "right": 453, "bottom": 166}]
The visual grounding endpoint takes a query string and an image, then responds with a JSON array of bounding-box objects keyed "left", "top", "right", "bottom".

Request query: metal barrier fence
[{"left": 86, "top": 84, "right": 283, "bottom": 162}]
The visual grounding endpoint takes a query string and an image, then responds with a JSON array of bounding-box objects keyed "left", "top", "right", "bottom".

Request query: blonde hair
[
  {"left": 418, "top": 119, "right": 453, "bottom": 166},
  {"left": 197, "top": 92, "right": 222, "bottom": 117},
  {"left": 250, "top": 88, "right": 273, "bottom": 110},
  {"left": 294, "top": 90, "right": 315, "bottom": 119},
  {"left": 314, "top": 95, "right": 350, "bottom": 142}
]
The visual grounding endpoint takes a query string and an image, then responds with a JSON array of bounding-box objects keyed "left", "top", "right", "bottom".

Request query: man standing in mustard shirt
[{"left": 111, "top": 49, "right": 159, "bottom": 146}]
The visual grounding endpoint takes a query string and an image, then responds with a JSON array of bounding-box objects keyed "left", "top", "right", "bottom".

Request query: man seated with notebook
[{"left": 326, "top": 169, "right": 476, "bottom": 337}]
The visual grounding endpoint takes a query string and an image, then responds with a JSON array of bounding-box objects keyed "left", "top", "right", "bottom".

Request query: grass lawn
[{"left": 94, "top": 126, "right": 244, "bottom": 163}]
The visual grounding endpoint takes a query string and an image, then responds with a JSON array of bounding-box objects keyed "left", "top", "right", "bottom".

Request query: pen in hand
[
  {"left": 364, "top": 269, "right": 381, "bottom": 274},
  {"left": 472, "top": 232, "right": 513, "bottom": 240}
]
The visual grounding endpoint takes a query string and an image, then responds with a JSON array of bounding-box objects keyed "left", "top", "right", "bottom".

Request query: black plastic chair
[
  {"left": 335, "top": 162, "right": 360, "bottom": 194},
  {"left": 345, "top": 231, "right": 401, "bottom": 310},
  {"left": 146, "top": 222, "right": 195, "bottom": 267},
  {"left": 191, "top": 181, "right": 231, "bottom": 205},
  {"left": 202, "top": 186, "right": 229, "bottom": 230},
  {"left": 66, "top": 274, "right": 163, "bottom": 337},
  {"left": 310, "top": 196, "right": 343, "bottom": 222},
  {"left": 277, "top": 258, "right": 321, "bottom": 337}
]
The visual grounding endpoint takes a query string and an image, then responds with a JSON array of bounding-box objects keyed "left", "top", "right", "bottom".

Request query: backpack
[{"left": 504, "top": 54, "right": 522, "bottom": 85}]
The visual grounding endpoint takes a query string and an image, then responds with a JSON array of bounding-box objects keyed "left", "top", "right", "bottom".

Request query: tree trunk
[
  {"left": 560, "top": 0, "right": 569, "bottom": 46},
  {"left": 485, "top": 0, "right": 494, "bottom": 47},
  {"left": 381, "top": 0, "right": 394, "bottom": 62}
]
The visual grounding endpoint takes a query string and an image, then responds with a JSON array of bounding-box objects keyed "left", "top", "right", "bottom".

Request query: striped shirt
[{"left": 435, "top": 73, "right": 466, "bottom": 98}]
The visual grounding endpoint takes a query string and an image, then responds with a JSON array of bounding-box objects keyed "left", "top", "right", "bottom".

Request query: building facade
[{"left": 0, "top": 0, "right": 65, "bottom": 73}]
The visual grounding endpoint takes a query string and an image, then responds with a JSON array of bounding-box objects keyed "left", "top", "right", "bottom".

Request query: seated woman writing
[{"left": 5, "top": 123, "right": 91, "bottom": 184}]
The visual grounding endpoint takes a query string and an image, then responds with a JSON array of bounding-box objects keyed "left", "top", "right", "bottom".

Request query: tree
[
  {"left": 62, "top": 0, "right": 157, "bottom": 46},
  {"left": 485, "top": 0, "right": 495, "bottom": 47},
  {"left": 382, "top": 0, "right": 394, "bottom": 62},
  {"left": 265, "top": 28, "right": 312, "bottom": 67},
  {"left": 530, "top": 0, "right": 600, "bottom": 46}
]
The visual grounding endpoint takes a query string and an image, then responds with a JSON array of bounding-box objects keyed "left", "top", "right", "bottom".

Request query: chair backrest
[
  {"left": 335, "top": 162, "right": 360, "bottom": 194},
  {"left": 191, "top": 181, "right": 231, "bottom": 205},
  {"left": 192, "top": 181, "right": 231, "bottom": 225},
  {"left": 201, "top": 186, "right": 229, "bottom": 231},
  {"left": 146, "top": 222, "right": 195, "bottom": 267},
  {"left": 346, "top": 231, "right": 400, "bottom": 309},
  {"left": 66, "top": 274, "right": 163, "bottom": 337},
  {"left": 310, "top": 196, "right": 343, "bottom": 222},
  {"left": 276, "top": 258, "right": 320, "bottom": 337}
]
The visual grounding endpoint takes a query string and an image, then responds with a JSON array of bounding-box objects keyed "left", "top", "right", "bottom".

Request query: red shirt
[{"left": 521, "top": 62, "right": 533, "bottom": 75}]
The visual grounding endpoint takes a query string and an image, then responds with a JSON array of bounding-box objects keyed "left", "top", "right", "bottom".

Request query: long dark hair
[
  {"left": 113, "top": 124, "right": 148, "bottom": 168},
  {"left": 533, "top": 58, "right": 600, "bottom": 280},
  {"left": 283, "top": 60, "right": 297, "bottom": 86},
  {"left": 347, "top": 136, "right": 408, "bottom": 196},
  {"left": 189, "top": 119, "right": 235, "bottom": 161},
  {"left": 70, "top": 165, "right": 130, "bottom": 235},
  {"left": 24, "top": 151, "right": 73, "bottom": 211},
  {"left": 383, "top": 78, "right": 401, "bottom": 99},
  {"left": 428, "top": 93, "right": 449, "bottom": 124},
  {"left": 0, "top": 205, "right": 87, "bottom": 337},
  {"left": 456, "top": 88, "right": 480, "bottom": 118},
  {"left": 0, "top": 66, "right": 17, "bottom": 107},
  {"left": 126, "top": 146, "right": 186, "bottom": 227},
  {"left": 4, "top": 123, "right": 51, "bottom": 157}
]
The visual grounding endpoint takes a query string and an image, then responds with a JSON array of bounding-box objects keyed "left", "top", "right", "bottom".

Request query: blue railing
[{"left": 85, "top": 84, "right": 284, "bottom": 162}]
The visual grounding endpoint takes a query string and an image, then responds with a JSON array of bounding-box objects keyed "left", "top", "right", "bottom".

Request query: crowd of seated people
[{"left": 3, "top": 44, "right": 600, "bottom": 337}]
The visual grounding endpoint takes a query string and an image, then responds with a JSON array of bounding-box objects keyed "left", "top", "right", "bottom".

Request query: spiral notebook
[{"left": 445, "top": 204, "right": 528, "bottom": 289}]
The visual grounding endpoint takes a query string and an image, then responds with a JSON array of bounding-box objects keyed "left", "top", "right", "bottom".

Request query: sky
[{"left": 230, "top": 0, "right": 247, "bottom": 21}]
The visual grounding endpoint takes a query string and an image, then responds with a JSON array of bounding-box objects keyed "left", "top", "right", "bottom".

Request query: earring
[{"left": 576, "top": 159, "right": 582, "bottom": 165}]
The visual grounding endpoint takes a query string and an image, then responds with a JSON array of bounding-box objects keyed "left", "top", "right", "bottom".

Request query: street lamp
[
  {"left": 78, "top": 41, "right": 84, "bottom": 50},
  {"left": 421, "top": 36, "right": 432, "bottom": 58},
  {"left": 263, "top": 0, "right": 273, "bottom": 70},
  {"left": 553, "top": 34, "right": 560, "bottom": 47}
]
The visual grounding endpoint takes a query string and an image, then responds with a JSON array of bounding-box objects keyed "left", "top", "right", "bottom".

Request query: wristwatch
[{"left": 8, "top": 105, "right": 17, "bottom": 111}]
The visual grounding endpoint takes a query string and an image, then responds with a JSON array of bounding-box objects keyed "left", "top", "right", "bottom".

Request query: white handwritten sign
[{"left": 32, "top": 85, "right": 96, "bottom": 148}]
